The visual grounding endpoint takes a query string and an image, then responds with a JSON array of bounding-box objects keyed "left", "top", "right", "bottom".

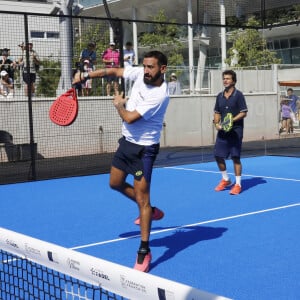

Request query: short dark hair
[
  {"left": 222, "top": 69, "right": 237, "bottom": 83},
  {"left": 144, "top": 50, "right": 167, "bottom": 66},
  {"left": 287, "top": 88, "right": 293, "bottom": 92},
  {"left": 125, "top": 41, "right": 132, "bottom": 46}
]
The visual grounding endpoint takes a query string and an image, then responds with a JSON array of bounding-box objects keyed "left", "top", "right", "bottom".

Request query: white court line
[
  {"left": 71, "top": 202, "right": 300, "bottom": 250},
  {"left": 164, "top": 166, "right": 300, "bottom": 182}
]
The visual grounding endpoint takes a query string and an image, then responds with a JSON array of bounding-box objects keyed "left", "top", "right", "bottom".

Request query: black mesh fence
[{"left": 0, "top": 2, "right": 300, "bottom": 185}]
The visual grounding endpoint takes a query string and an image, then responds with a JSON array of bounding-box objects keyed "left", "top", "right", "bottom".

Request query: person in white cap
[
  {"left": 102, "top": 42, "right": 120, "bottom": 96},
  {"left": 168, "top": 72, "right": 181, "bottom": 95},
  {"left": 0, "top": 70, "right": 14, "bottom": 98},
  {"left": 81, "top": 59, "right": 93, "bottom": 96}
]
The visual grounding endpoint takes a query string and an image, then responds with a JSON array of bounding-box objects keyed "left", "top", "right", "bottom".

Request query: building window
[
  {"left": 31, "top": 31, "right": 60, "bottom": 40},
  {"left": 31, "top": 31, "right": 45, "bottom": 39},
  {"left": 47, "top": 32, "right": 59, "bottom": 39},
  {"left": 290, "top": 37, "right": 300, "bottom": 48}
]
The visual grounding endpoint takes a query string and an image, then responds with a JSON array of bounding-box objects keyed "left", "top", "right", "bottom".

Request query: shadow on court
[
  {"left": 119, "top": 226, "right": 227, "bottom": 270},
  {"left": 241, "top": 177, "right": 267, "bottom": 192},
  {"left": 151, "top": 226, "right": 227, "bottom": 270}
]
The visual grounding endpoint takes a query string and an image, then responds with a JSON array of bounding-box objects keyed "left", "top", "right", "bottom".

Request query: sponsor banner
[{"left": 0, "top": 227, "right": 231, "bottom": 300}]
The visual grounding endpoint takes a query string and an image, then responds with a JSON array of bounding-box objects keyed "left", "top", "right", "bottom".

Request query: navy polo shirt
[{"left": 214, "top": 88, "right": 248, "bottom": 130}]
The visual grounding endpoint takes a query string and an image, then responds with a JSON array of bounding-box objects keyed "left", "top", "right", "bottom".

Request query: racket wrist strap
[
  {"left": 80, "top": 71, "right": 90, "bottom": 83},
  {"left": 83, "top": 71, "right": 90, "bottom": 80}
]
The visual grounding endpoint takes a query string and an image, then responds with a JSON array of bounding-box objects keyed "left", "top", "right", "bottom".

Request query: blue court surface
[{"left": 0, "top": 155, "right": 299, "bottom": 299}]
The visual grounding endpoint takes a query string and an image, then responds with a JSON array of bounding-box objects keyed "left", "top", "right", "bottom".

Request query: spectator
[
  {"left": 102, "top": 42, "right": 120, "bottom": 96},
  {"left": 80, "top": 41, "right": 97, "bottom": 70},
  {"left": 123, "top": 41, "right": 136, "bottom": 95},
  {"left": 0, "top": 49, "right": 16, "bottom": 80},
  {"left": 81, "top": 60, "right": 93, "bottom": 96},
  {"left": 18, "top": 41, "right": 40, "bottom": 97},
  {"left": 168, "top": 73, "right": 181, "bottom": 95},
  {"left": 279, "top": 96, "right": 292, "bottom": 134},
  {"left": 0, "top": 70, "right": 14, "bottom": 98},
  {"left": 287, "top": 88, "right": 299, "bottom": 129},
  {"left": 123, "top": 41, "right": 136, "bottom": 67},
  {"left": 73, "top": 67, "right": 83, "bottom": 96}
]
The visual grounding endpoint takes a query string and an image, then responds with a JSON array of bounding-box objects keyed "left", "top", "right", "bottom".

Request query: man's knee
[
  {"left": 231, "top": 156, "right": 241, "bottom": 164},
  {"left": 215, "top": 156, "right": 225, "bottom": 164}
]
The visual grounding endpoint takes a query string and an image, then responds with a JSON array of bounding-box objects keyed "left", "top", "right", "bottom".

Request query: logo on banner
[
  {"left": 90, "top": 268, "right": 110, "bottom": 281},
  {"left": 25, "top": 243, "right": 41, "bottom": 256},
  {"left": 47, "top": 251, "right": 59, "bottom": 264},
  {"left": 120, "top": 275, "right": 147, "bottom": 294},
  {"left": 67, "top": 258, "right": 80, "bottom": 271}
]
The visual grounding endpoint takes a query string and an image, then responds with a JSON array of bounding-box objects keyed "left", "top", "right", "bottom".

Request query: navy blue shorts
[
  {"left": 112, "top": 137, "right": 160, "bottom": 182},
  {"left": 22, "top": 73, "right": 36, "bottom": 84},
  {"left": 214, "top": 129, "right": 243, "bottom": 159},
  {"left": 105, "top": 75, "right": 118, "bottom": 83}
]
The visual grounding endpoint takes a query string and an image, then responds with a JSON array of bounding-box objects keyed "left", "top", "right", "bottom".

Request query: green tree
[
  {"left": 225, "top": 16, "right": 281, "bottom": 67},
  {"left": 36, "top": 59, "right": 60, "bottom": 97},
  {"left": 73, "top": 21, "right": 110, "bottom": 67},
  {"left": 139, "top": 10, "right": 184, "bottom": 74}
]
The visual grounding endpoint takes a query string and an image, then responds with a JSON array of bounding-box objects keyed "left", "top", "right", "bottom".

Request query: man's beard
[{"left": 144, "top": 71, "right": 162, "bottom": 85}]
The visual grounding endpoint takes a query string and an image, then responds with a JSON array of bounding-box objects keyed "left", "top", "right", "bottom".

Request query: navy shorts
[
  {"left": 214, "top": 129, "right": 243, "bottom": 159},
  {"left": 112, "top": 137, "right": 160, "bottom": 182},
  {"left": 23, "top": 73, "right": 36, "bottom": 84},
  {"left": 105, "top": 75, "right": 118, "bottom": 83}
]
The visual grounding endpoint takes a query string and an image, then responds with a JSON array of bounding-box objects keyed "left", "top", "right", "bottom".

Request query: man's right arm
[{"left": 72, "top": 67, "right": 124, "bottom": 85}]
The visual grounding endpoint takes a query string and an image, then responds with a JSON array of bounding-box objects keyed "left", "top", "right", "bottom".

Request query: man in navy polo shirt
[{"left": 213, "top": 70, "right": 248, "bottom": 195}]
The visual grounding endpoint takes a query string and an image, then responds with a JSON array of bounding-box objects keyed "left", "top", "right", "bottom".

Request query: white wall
[{"left": 0, "top": 92, "right": 279, "bottom": 160}]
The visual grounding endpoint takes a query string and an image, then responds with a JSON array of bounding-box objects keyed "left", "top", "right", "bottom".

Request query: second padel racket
[
  {"left": 221, "top": 113, "right": 233, "bottom": 132},
  {"left": 49, "top": 88, "right": 78, "bottom": 126}
]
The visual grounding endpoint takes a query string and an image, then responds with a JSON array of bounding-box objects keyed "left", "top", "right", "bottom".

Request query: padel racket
[
  {"left": 221, "top": 113, "right": 233, "bottom": 132},
  {"left": 49, "top": 88, "right": 78, "bottom": 126}
]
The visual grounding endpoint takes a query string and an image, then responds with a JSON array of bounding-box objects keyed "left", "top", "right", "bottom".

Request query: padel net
[{"left": 0, "top": 227, "right": 231, "bottom": 300}]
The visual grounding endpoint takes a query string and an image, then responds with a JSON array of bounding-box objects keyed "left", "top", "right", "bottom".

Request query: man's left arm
[
  {"left": 113, "top": 91, "right": 141, "bottom": 124},
  {"left": 233, "top": 111, "right": 247, "bottom": 122},
  {"left": 234, "top": 92, "right": 248, "bottom": 121}
]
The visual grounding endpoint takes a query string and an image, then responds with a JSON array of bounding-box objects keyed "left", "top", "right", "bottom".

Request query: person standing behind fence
[
  {"left": 168, "top": 73, "right": 181, "bottom": 95},
  {"left": 287, "top": 88, "right": 299, "bottom": 130},
  {"left": 0, "top": 49, "right": 16, "bottom": 80},
  {"left": 0, "top": 70, "right": 14, "bottom": 98},
  {"left": 213, "top": 69, "right": 248, "bottom": 195},
  {"left": 18, "top": 41, "right": 40, "bottom": 97},
  {"left": 102, "top": 42, "right": 120, "bottom": 96},
  {"left": 123, "top": 41, "right": 136, "bottom": 95},
  {"left": 279, "top": 96, "right": 292, "bottom": 134},
  {"left": 81, "top": 60, "right": 93, "bottom": 96},
  {"left": 80, "top": 41, "right": 97, "bottom": 70}
]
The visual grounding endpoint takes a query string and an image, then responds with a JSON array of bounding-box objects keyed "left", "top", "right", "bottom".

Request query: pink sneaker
[
  {"left": 134, "top": 250, "right": 152, "bottom": 272},
  {"left": 134, "top": 207, "right": 164, "bottom": 225}
]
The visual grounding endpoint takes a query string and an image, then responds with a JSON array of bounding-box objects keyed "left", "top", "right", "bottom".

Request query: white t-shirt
[
  {"left": 0, "top": 78, "right": 14, "bottom": 97},
  {"left": 123, "top": 49, "right": 135, "bottom": 67},
  {"left": 122, "top": 66, "right": 170, "bottom": 145}
]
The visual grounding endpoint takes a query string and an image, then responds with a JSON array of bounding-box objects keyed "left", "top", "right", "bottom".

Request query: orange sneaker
[
  {"left": 215, "top": 179, "right": 232, "bottom": 191},
  {"left": 230, "top": 184, "right": 242, "bottom": 195}
]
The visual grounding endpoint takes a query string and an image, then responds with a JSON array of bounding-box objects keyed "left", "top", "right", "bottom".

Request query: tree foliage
[
  {"left": 73, "top": 21, "right": 111, "bottom": 67},
  {"left": 36, "top": 59, "right": 60, "bottom": 97},
  {"left": 139, "top": 10, "right": 184, "bottom": 68},
  {"left": 225, "top": 17, "right": 281, "bottom": 67}
]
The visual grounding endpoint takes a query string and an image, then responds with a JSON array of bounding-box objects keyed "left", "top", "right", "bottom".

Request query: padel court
[{"left": 0, "top": 155, "right": 299, "bottom": 299}]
